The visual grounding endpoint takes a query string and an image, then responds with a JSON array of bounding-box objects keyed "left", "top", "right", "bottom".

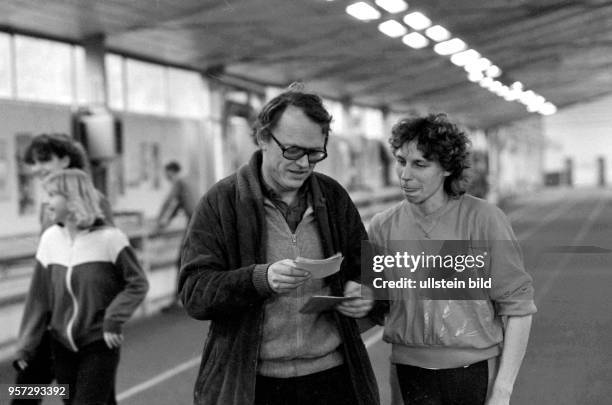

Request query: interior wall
[
  {"left": 543, "top": 93, "right": 612, "bottom": 187},
  {"left": 487, "top": 115, "right": 545, "bottom": 200},
  {"left": 115, "top": 113, "right": 213, "bottom": 217}
]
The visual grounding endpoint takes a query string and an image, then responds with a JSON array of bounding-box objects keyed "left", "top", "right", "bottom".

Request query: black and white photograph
[{"left": 0, "top": 1, "right": 611, "bottom": 404}]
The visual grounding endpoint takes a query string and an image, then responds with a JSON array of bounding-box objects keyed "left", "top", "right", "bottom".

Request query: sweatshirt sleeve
[
  {"left": 16, "top": 240, "right": 52, "bottom": 362},
  {"left": 365, "top": 214, "right": 390, "bottom": 325},
  {"left": 103, "top": 230, "right": 149, "bottom": 333},
  {"left": 483, "top": 206, "right": 537, "bottom": 316}
]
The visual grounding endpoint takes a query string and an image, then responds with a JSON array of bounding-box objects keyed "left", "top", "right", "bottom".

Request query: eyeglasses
[{"left": 268, "top": 131, "right": 328, "bottom": 163}]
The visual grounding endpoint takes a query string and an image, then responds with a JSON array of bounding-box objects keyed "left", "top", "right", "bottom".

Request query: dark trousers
[
  {"left": 255, "top": 364, "right": 358, "bottom": 405},
  {"left": 12, "top": 332, "right": 55, "bottom": 405},
  {"left": 51, "top": 339, "right": 120, "bottom": 405},
  {"left": 395, "top": 360, "right": 489, "bottom": 405}
]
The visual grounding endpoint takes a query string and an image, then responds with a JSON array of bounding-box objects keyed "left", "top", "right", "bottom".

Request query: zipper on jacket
[{"left": 65, "top": 239, "right": 79, "bottom": 352}]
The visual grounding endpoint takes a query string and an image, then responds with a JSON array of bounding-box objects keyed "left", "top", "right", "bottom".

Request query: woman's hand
[{"left": 103, "top": 332, "right": 124, "bottom": 349}]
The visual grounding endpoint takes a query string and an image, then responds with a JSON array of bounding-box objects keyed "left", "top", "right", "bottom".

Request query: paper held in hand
[{"left": 294, "top": 252, "right": 343, "bottom": 279}]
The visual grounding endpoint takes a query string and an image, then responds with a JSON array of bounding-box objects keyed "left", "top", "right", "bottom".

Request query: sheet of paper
[
  {"left": 299, "top": 295, "right": 361, "bottom": 314},
  {"left": 295, "top": 252, "right": 343, "bottom": 279}
]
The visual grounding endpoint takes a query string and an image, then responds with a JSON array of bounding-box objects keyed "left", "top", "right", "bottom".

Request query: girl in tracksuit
[{"left": 16, "top": 169, "right": 149, "bottom": 405}]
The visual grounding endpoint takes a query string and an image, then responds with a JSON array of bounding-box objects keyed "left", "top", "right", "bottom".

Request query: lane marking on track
[
  {"left": 515, "top": 196, "right": 580, "bottom": 241},
  {"left": 118, "top": 326, "right": 386, "bottom": 402},
  {"left": 535, "top": 195, "right": 607, "bottom": 304},
  {"left": 117, "top": 357, "right": 200, "bottom": 402}
]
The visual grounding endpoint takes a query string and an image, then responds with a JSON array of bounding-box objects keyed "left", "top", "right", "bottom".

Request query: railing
[{"left": 0, "top": 188, "right": 403, "bottom": 307}]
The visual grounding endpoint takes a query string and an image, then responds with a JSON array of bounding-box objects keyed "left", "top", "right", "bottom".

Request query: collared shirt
[{"left": 261, "top": 178, "right": 310, "bottom": 233}]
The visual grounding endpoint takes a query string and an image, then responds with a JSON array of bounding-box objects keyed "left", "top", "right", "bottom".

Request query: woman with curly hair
[
  {"left": 15, "top": 169, "right": 148, "bottom": 405},
  {"left": 368, "top": 114, "right": 536, "bottom": 405}
]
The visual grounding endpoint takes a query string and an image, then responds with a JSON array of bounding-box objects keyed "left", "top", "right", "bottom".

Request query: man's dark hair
[
  {"left": 164, "top": 161, "right": 181, "bottom": 173},
  {"left": 252, "top": 86, "right": 333, "bottom": 145},
  {"left": 389, "top": 113, "right": 471, "bottom": 197},
  {"left": 24, "top": 133, "right": 90, "bottom": 172}
]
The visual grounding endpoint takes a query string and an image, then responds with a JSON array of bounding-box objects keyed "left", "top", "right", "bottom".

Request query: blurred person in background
[
  {"left": 368, "top": 114, "right": 536, "bottom": 405},
  {"left": 24, "top": 133, "right": 113, "bottom": 231},
  {"left": 15, "top": 169, "right": 148, "bottom": 405},
  {"left": 179, "top": 86, "right": 379, "bottom": 405},
  {"left": 154, "top": 161, "right": 197, "bottom": 310},
  {"left": 11, "top": 134, "right": 114, "bottom": 405}
]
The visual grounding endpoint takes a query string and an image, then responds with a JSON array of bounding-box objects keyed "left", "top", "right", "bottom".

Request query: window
[
  {"left": 74, "top": 46, "right": 88, "bottom": 105},
  {"left": 168, "top": 67, "right": 204, "bottom": 119},
  {"left": 15, "top": 35, "right": 72, "bottom": 104},
  {"left": 126, "top": 59, "right": 166, "bottom": 114},
  {"left": 106, "top": 53, "right": 125, "bottom": 110},
  {"left": 0, "top": 33, "right": 11, "bottom": 98}
]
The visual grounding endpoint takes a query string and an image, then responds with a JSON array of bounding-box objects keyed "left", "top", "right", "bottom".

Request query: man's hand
[
  {"left": 16, "top": 359, "right": 28, "bottom": 371},
  {"left": 267, "top": 259, "right": 311, "bottom": 294},
  {"left": 103, "top": 332, "right": 124, "bottom": 349},
  {"left": 336, "top": 280, "right": 374, "bottom": 318}
]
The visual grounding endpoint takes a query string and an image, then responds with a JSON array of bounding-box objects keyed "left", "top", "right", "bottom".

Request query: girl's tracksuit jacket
[{"left": 17, "top": 223, "right": 149, "bottom": 361}]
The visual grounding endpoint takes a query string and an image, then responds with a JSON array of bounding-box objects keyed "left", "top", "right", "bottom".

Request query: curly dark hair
[
  {"left": 252, "top": 85, "right": 332, "bottom": 145},
  {"left": 389, "top": 113, "right": 471, "bottom": 197},
  {"left": 164, "top": 161, "right": 181, "bottom": 173},
  {"left": 23, "top": 133, "right": 91, "bottom": 173}
]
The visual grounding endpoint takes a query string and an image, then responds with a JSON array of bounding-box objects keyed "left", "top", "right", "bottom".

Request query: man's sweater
[{"left": 258, "top": 201, "right": 342, "bottom": 377}]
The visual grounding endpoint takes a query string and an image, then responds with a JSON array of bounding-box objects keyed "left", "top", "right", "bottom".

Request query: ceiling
[{"left": 1, "top": 0, "right": 612, "bottom": 129}]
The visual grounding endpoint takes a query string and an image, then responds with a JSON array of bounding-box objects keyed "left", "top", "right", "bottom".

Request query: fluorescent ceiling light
[
  {"left": 468, "top": 71, "right": 484, "bottom": 82},
  {"left": 501, "top": 87, "right": 517, "bottom": 101},
  {"left": 519, "top": 90, "right": 537, "bottom": 105},
  {"left": 486, "top": 65, "right": 502, "bottom": 78},
  {"left": 402, "top": 32, "right": 429, "bottom": 49},
  {"left": 464, "top": 57, "right": 492, "bottom": 73},
  {"left": 539, "top": 102, "right": 557, "bottom": 115},
  {"left": 504, "top": 87, "right": 520, "bottom": 101},
  {"left": 532, "top": 95, "right": 546, "bottom": 106},
  {"left": 490, "top": 81, "right": 503, "bottom": 93},
  {"left": 479, "top": 77, "right": 494, "bottom": 89},
  {"left": 450, "top": 49, "right": 480, "bottom": 66},
  {"left": 403, "top": 12, "right": 432, "bottom": 30},
  {"left": 527, "top": 104, "right": 540, "bottom": 113},
  {"left": 375, "top": 0, "right": 408, "bottom": 14},
  {"left": 425, "top": 25, "right": 451, "bottom": 42},
  {"left": 511, "top": 81, "right": 523, "bottom": 91},
  {"left": 378, "top": 20, "right": 408, "bottom": 37},
  {"left": 494, "top": 85, "right": 509, "bottom": 97},
  {"left": 346, "top": 2, "right": 382, "bottom": 21},
  {"left": 433, "top": 38, "right": 466, "bottom": 55}
]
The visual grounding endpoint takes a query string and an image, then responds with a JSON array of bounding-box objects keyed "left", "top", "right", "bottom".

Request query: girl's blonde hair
[{"left": 43, "top": 169, "right": 103, "bottom": 228}]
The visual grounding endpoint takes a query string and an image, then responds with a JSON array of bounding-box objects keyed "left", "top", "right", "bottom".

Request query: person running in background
[
  {"left": 368, "top": 114, "right": 536, "bottom": 405},
  {"left": 154, "top": 161, "right": 197, "bottom": 309},
  {"left": 15, "top": 169, "right": 148, "bottom": 405},
  {"left": 12, "top": 133, "right": 114, "bottom": 405}
]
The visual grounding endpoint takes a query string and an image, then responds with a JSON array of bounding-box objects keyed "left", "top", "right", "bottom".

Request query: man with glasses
[{"left": 179, "top": 87, "right": 379, "bottom": 405}]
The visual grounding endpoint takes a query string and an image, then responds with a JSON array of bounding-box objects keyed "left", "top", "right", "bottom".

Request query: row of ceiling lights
[{"left": 328, "top": 0, "right": 557, "bottom": 116}]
